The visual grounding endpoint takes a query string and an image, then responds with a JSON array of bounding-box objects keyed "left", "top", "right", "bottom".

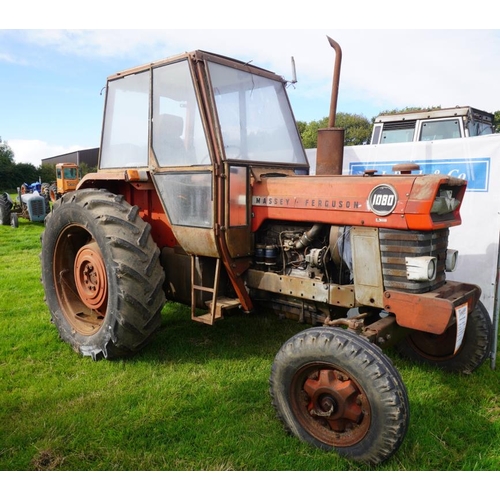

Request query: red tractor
[{"left": 40, "top": 37, "right": 493, "bottom": 464}]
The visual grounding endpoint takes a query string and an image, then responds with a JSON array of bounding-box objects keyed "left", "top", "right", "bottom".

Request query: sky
[{"left": 1, "top": 4, "right": 499, "bottom": 166}]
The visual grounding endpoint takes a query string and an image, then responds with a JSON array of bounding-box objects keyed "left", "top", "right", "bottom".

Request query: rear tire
[
  {"left": 270, "top": 327, "right": 409, "bottom": 464},
  {"left": 0, "top": 193, "right": 12, "bottom": 225},
  {"left": 41, "top": 189, "right": 166, "bottom": 359},
  {"left": 396, "top": 300, "right": 493, "bottom": 374}
]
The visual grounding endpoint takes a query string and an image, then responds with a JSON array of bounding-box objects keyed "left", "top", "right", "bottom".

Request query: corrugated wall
[{"left": 41, "top": 148, "right": 99, "bottom": 169}]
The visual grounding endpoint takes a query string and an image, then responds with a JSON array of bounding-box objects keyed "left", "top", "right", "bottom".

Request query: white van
[{"left": 370, "top": 106, "right": 494, "bottom": 144}]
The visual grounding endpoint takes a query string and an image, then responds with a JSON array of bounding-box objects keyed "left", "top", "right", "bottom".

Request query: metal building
[{"left": 41, "top": 148, "right": 99, "bottom": 169}]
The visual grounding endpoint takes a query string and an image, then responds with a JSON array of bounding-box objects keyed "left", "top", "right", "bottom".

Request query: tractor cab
[
  {"left": 50, "top": 163, "right": 81, "bottom": 201},
  {"left": 98, "top": 51, "right": 308, "bottom": 240},
  {"left": 91, "top": 50, "right": 310, "bottom": 321}
]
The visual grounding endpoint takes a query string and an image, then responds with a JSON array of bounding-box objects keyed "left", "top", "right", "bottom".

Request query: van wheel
[
  {"left": 41, "top": 189, "right": 166, "bottom": 360},
  {"left": 270, "top": 327, "right": 409, "bottom": 464}
]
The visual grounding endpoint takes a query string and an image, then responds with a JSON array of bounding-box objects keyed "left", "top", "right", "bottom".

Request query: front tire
[
  {"left": 270, "top": 327, "right": 409, "bottom": 464},
  {"left": 41, "top": 189, "right": 166, "bottom": 360},
  {"left": 49, "top": 184, "right": 58, "bottom": 202},
  {"left": 396, "top": 300, "right": 493, "bottom": 374},
  {"left": 10, "top": 212, "right": 18, "bottom": 228}
]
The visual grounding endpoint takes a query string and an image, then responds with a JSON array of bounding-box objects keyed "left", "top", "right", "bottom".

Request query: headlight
[
  {"left": 405, "top": 256, "right": 437, "bottom": 281},
  {"left": 431, "top": 190, "right": 460, "bottom": 215},
  {"left": 446, "top": 249, "right": 458, "bottom": 272}
]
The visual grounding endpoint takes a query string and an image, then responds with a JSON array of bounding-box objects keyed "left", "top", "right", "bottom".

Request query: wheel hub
[
  {"left": 74, "top": 241, "right": 107, "bottom": 311},
  {"left": 305, "top": 369, "right": 362, "bottom": 422},
  {"left": 313, "top": 394, "right": 337, "bottom": 417},
  {"left": 295, "top": 366, "right": 370, "bottom": 447}
]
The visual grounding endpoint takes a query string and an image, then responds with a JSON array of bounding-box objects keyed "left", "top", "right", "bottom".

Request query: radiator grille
[
  {"left": 379, "top": 228, "right": 449, "bottom": 293},
  {"left": 30, "top": 198, "right": 45, "bottom": 217}
]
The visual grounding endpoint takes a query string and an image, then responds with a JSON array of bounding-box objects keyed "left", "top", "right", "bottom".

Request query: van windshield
[{"left": 419, "top": 119, "right": 461, "bottom": 141}]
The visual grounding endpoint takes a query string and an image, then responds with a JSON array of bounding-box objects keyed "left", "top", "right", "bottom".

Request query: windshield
[
  {"left": 420, "top": 119, "right": 461, "bottom": 141},
  {"left": 63, "top": 167, "right": 78, "bottom": 179},
  {"left": 208, "top": 62, "right": 306, "bottom": 164},
  {"left": 380, "top": 124, "right": 416, "bottom": 144}
]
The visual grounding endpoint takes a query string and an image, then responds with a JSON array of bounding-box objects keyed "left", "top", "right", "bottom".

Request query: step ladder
[{"left": 190, "top": 255, "right": 240, "bottom": 325}]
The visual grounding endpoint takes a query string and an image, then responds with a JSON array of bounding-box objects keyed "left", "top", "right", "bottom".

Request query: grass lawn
[{"left": 1, "top": 218, "right": 499, "bottom": 473}]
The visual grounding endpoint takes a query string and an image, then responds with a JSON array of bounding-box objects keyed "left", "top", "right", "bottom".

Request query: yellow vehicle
[{"left": 49, "top": 163, "right": 81, "bottom": 202}]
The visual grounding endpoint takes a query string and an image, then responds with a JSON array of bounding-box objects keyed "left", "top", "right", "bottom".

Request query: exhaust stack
[{"left": 316, "top": 36, "right": 345, "bottom": 176}]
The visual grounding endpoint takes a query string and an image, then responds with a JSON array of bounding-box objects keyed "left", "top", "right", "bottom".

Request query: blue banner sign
[{"left": 348, "top": 157, "right": 490, "bottom": 192}]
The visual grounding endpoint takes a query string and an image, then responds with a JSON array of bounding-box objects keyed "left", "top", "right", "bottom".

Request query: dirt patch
[{"left": 31, "top": 449, "right": 64, "bottom": 471}]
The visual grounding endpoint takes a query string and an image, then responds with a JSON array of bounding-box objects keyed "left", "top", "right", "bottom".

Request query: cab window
[{"left": 419, "top": 119, "right": 461, "bottom": 141}]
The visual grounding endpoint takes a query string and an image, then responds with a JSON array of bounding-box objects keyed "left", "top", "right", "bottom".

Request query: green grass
[{"left": 0, "top": 219, "right": 499, "bottom": 471}]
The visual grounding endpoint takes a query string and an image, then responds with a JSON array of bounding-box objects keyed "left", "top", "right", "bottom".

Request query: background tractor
[
  {"left": 48, "top": 162, "right": 81, "bottom": 202},
  {"left": 20, "top": 179, "right": 50, "bottom": 197},
  {"left": 0, "top": 187, "right": 48, "bottom": 227},
  {"left": 40, "top": 37, "right": 494, "bottom": 465}
]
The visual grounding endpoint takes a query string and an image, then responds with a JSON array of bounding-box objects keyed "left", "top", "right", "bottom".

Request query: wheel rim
[
  {"left": 74, "top": 241, "right": 108, "bottom": 311},
  {"left": 291, "top": 363, "right": 371, "bottom": 447},
  {"left": 53, "top": 224, "right": 108, "bottom": 335}
]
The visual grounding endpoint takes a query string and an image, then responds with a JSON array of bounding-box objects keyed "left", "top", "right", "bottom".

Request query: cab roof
[{"left": 107, "top": 49, "right": 282, "bottom": 82}]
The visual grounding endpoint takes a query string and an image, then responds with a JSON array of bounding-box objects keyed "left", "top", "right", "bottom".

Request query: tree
[
  {"left": 299, "top": 113, "right": 372, "bottom": 149},
  {"left": 493, "top": 111, "right": 500, "bottom": 133},
  {"left": 0, "top": 137, "right": 14, "bottom": 168},
  {"left": 15, "top": 163, "right": 38, "bottom": 183},
  {"left": 296, "top": 121, "right": 307, "bottom": 138},
  {"left": 0, "top": 138, "right": 42, "bottom": 190},
  {"left": 80, "top": 161, "right": 97, "bottom": 176},
  {"left": 0, "top": 138, "right": 15, "bottom": 190},
  {"left": 375, "top": 106, "right": 442, "bottom": 116},
  {"left": 39, "top": 163, "right": 57, "bottom": 183}
]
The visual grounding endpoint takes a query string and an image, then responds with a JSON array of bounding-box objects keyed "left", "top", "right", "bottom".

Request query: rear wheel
[
  {"left": 0, "top": 193, "right": 12, "bottom": 225},
  {"left": 270, "top": 327, "right": 409, "bottom": 464},
  {"left": 396, "top": 300, "right": 492, "bottom": 374},
  {"left": 41, "top": 189, "right": 166, "bottom": 359}
]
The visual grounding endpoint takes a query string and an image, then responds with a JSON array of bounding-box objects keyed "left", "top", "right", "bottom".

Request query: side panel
[
  {"left": 350, "top": 227, "right": 384, "bottom": 308},
  {"left": 225, "top": 165, "right": 253, "bottom": 258},
  {"left": 153, "top": 171, "right": 219, "bottom": 257}
]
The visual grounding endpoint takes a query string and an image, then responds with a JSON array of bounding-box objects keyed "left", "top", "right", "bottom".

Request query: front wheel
[
  {"left": 10, "top": 212, "right": 18, "bottom": 228},
  {"left": 49, "top": 184, "right": 58, "bottom": 202},
  {"left": 396, "top": 300, "right": 493, "bottom": 374},
  {"left": 270, "top": 327, "right": 409, "bottom": 465},
  {"left": 41, "top": 189, "right": 166, "bottom": 360}
]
